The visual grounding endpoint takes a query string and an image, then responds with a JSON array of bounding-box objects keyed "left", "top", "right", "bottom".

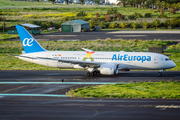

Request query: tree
[
  {"left": 148, "top": 0, "right": 156, "bottom": 9},
  {"left": 95, "top": 13, "right": 100, "bottom": 20},
  {"left": 118, "top": 0, "right": 127, "bottom": 7},
  {"left": 80, "top": 0, "right": 84, "bottom": 5},
  {"left": 116, "top": 13, "right": 124, "bottom": 21},
  {"left": 162, "top": 1, "right": 167, "bottom": 9},
  {"left": 94, "top": 0, "right": 100, "bottom": 5},
  {"left": 105, "top": 12, "right": 111, "bottom": 22},
  {"left": 65, "top": 0, "right": 68, "bottom": 5},
  {"left": 127, "top": 0, "right": 134, "bottom": 7},
  {"left": 142, "top": 1, "right": 151, "bottom": 9},
  {"left": 155, "top": 0, "right": 162, "bottom": 12},
  {"left": 49, "top": 0, "right": 55, "bottom": 4},
  {"left": 141, "top": 0, "right": 146, "bottom": 8}
]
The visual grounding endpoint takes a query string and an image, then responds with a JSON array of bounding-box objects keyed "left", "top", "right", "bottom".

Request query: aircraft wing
[{"left": 19, "top": 55, "right": 102, "bottom": 68}]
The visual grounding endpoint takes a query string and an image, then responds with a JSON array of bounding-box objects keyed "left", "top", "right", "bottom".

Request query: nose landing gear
[
  {"left": 158, "top": 72, "right": 162, "bottom": 76},
  {"left": 158, "top": 69, "right": 163, "bottom": 76}
]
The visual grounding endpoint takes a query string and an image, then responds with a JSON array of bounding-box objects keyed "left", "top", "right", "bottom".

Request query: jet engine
[{"left": 99, "top": 63, "right": 119, "bottom": 75}]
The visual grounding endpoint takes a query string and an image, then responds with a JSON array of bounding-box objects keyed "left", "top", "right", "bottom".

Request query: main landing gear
[{"left": 86, "top": 71, "right": 100, "bottom": 77}]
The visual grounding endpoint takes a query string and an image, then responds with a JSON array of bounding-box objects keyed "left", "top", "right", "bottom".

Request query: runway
[
  {"left": 8, "top": 31, "right": 180, "bottom": 41},
  {"left": 0, "top": 70, "right": 180, "bottom": 119}
]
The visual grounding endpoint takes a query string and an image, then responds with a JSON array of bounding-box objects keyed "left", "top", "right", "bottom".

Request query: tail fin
[{"left": 15, "top": 25, "right": 46, "bottom": 53}]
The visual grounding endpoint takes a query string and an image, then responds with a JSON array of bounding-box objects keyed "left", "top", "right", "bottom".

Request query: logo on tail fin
[{"left": 23, "top": 38, "right": 34, "bottom": 46}]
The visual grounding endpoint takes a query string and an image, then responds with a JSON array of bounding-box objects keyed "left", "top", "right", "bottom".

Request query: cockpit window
[{"left": 165, "top": 58, "right": 171, "bottom": 61}]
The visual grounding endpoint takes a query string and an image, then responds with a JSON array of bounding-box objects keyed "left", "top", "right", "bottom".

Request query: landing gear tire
[
  {"left": 86, "top": 72, "right": 90, "bottom": 77},
  {"left": 158, "top": 72, "right": 162, "bottom": 76},
  {"left": 90, "top": 72, "right": 94, "bottom": 77},
  {"left": 86, "top": 71, "right": 100, "bottom": 77}
]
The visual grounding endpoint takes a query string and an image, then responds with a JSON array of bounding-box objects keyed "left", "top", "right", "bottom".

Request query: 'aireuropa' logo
[{"left": 23, "top": 38, "right": 34, "bottom": 46}]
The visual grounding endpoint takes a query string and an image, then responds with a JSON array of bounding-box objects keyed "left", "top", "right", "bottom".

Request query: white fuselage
[{"left": 19, "top": 51, "right": 176, "bottom": 70}]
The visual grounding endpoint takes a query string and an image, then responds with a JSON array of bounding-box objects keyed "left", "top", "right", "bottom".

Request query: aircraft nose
[{"left": 172, "top": 61, "right": 176, "bottom": 68}]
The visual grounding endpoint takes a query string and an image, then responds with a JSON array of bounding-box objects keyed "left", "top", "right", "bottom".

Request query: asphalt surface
[
  {"left": 8, "top": 31, "right": 180, "bottom": 41},
  {"left": 0, "top": 70, "right": 180, "bottom": 120}
]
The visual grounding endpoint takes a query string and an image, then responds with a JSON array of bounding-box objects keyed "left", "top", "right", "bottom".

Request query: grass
[
  {"left": 167, "top": 53, "right": 180, "bottom": 71},
  {"left": 0, "top": 53, "right": 60, "bottom": 70},
  {"left": 66, "top": 81, "right": 180, "bottom": 99},
  {"left": 0, "top": 39, "right": 173, "bottom": 53},
  {"left": 102, "top": 28, "right": 180, "bottom": 31},
  {"left": 0, "top": 0, "right": 54, "bottom": 8},
  {"left": 0, "top": 34, "right": 19, "bottom": 40}
]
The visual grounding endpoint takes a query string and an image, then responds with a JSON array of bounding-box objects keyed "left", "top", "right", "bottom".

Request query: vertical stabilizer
[{"left": 15, "top": 25, "right": 46, "bottom": 53}]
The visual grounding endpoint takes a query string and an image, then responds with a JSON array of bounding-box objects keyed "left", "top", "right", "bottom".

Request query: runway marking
[
  {"left": 114, "top": 35, "right": 147, "bottom": 37},
  {"left": 107, "top": 31, "right": 180, "bottom": 34},
  {"left": 3, "top": 85, "right": 26, "bottom": 92},
  {"left": 0, "top": 93, "right": 68, "bottom": 97},
  {"left": 0, "top": 82, "right": 128, "bottom": 85},
  {"left": 43, "top": 35, "right": 77, "bottom": 37},
  {"left": 155, "top": 105, "right": 180, "bottom": 110}
]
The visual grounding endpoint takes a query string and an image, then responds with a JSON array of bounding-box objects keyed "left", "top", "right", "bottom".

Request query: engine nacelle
[{"left": 99, "top": 63, "right": 119, "bottom": 75}]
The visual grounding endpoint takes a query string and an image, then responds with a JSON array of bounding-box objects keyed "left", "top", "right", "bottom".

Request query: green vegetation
[
  {"left": 0, "top": 39, "right": 173, "bottom": 53},
  {"left": 165, "top": 43, "right": 180, "bottom": 53},
  {"left": 0, "top": 34, "right": 19, "bottom": 40},
  {"left": 0, "top": 53, "right": 59, "bottom": 70},
  {"left": 0, "top": 0, "right": 180, "bottom": 32},
  {"left": 66, "top": 81, "right": 180, "bottom": 99},
  {"left": 167, "top": 53, "right": 180, "bottom": 71}
]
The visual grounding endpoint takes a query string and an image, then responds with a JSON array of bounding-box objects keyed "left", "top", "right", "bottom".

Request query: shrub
[
  {"left": 165, "top": 19, "right": 171, "bottom": 28},
  {"left": 144, "top": 13, "right": 152, "bottom": 18},
  {"left": 107, "top": 8, "right": 118, "bottom": 16},
  {"left": 133, "top": 13, "right": 143, "bottom": 18},
  {"left": 158, "top": 14, "right": 167, "bottom": 18},
  {"left": 109, "top": 22, "right": 117, "bottom": 29},
  {"left": 76, "top": 11, "right": 87, "bottom": 17},
  {"left": 151, "top": 19, "right": 161, "bottom": 29},
  {"left": 164, "top": 43, "right": 180, "bottom": 53},
  {"left": 131, "top": 22, "right": 138, "bottom": 29},
  {"left": 99, "top": 21, "right": 107, "bottom": 29},
  {"left": 89, "top": 20, "right": 95, "bottom": 29},
  {"left": 95, "top": 13, "right": 100, "bottom": 20},
  {"left": 128, "top": 13, "right": 143, "bottom": 20},
  {"left": 128, "top": 15, "right": 136, "bottom": 20},
  {"left": 141, "top": 21, "right": 149, "bottom": 29},
  {"left": 119, "top": 22, "right": 127, "bottom": 29},
  {"left": 171, "top": 18, "right": 179, "bottom": 28},
  {"left": 105, "top": 12, "right": 111, "bottom": 22},
  {"left": 116, "top": 13, "right": 124, "bottom": 21}
]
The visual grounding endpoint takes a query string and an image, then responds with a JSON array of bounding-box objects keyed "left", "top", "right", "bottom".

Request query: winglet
[
  {"left": 15, "top": 25, "right": 46, "bottom": 53},
  {"left": 82, "top": 48, "right": 94, "bottom": 52}
]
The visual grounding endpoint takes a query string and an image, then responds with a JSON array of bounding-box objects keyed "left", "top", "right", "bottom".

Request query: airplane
[{"left": 15, "top": 25, "right": 176, "bottom": 77}]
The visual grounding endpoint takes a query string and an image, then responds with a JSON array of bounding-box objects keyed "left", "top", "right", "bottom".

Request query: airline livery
[{"left": 15, "top": 25, "right": 176, "bottom": 77}]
